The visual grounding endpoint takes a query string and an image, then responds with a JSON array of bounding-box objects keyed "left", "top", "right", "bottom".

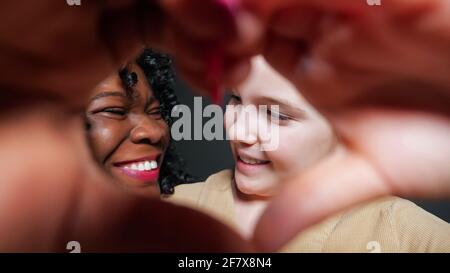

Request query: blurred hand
[
  {"left": 153, "top": 0, "right": 450, "bottom": 251},
  {"left": 245, "top": 0, "right": 450, "bottom": 251},
  {"left": 0, "top": 0, "right": 264, "bottom": 107},
  {"left": 0, "top": 0, "right": 257, "bottom": 252},
  {"left": 1, "top": 0, "right": 449, "bottom": 252}
]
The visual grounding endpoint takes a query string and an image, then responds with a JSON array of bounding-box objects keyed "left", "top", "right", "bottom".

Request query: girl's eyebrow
[
  {"left": 256, "top": 96, "right": 307, "bottom": 118},
  {"left": 90, "top": 91, "right": 125, "bottom": 102}
]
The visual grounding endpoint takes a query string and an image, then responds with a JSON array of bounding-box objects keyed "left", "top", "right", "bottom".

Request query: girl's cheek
[
  {"left": 224, "top": 110, "right": 235, "bottom": 133},
  {"left": 270, "top": 130, "right": 304, "bottom": 174}
]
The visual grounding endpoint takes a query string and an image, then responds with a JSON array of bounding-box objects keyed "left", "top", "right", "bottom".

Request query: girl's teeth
[
  {"left": 138, "top": 163, "right": 145, "bottom": 171},
  {"left": 131, "top": 164, "right": 138, "bottom": 170},
  {"left": 240, "top": 156, "right": 267, "bottom": 165}
]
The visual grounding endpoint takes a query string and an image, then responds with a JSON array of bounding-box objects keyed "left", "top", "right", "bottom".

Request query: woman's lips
[
  {"left": 113, "top": 156, "right": 161, "bottom": 184},
  {"left": 117, "top": 166, "right": 160, "bottom": 183}
]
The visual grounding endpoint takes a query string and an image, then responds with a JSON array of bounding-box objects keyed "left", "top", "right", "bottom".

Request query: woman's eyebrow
[
  {"left": 144, "top": 95, "right": 157, "bottom": 109},
  {"left": 90, "top": 91, "right": 125, "bottom": 102}
]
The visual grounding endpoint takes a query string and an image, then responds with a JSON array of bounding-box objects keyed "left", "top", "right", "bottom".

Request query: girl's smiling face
[
  {"left": 225, "top": 56, "right": 337, "bottom": 197},
  {"left": 85, "top": 63, "right": 170, "bottom": 195}
]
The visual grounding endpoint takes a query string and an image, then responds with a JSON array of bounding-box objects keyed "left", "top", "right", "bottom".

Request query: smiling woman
[{"left": 85, "top": 49, "right": 193, "bottom": 196}]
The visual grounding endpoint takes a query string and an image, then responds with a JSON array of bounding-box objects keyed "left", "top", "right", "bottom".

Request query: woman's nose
[{"left": 129, "top": 117, "right": 166, "bottom": 145}]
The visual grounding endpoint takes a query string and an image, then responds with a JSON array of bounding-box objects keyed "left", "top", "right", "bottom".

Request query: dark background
[{"left": 171, "top": 77, "right": 450, "bottom": 223}]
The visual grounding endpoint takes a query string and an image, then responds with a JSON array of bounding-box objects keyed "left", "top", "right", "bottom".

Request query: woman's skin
[
  {"left": 86, "top": 64, "right": 169, "bottom": 195},
  {"left": 224, "top": 56, "right": 339, "bottom": 238}
]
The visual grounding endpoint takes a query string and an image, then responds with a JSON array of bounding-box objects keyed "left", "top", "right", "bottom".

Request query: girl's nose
[{"left": 226, "top": 105, "right": 259, "bottom": 145}]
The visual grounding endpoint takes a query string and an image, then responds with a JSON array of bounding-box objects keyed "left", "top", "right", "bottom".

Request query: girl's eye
[
  {"left": 228, "top": 94, "right": 242, "bottom": 105},
  {"left": 267, "top": 109, "right": 290, "bottom": 123},
  {"left": 101, "top": 107, "right": 126, "bottom": 116}
]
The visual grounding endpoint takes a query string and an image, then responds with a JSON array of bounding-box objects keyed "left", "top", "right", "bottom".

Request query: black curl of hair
[{"left": 119, "top": 48, "right": 194, "bottom": 195}]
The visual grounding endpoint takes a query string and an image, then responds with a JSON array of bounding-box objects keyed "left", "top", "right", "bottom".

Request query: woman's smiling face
[
  {"left": 86, "top": 63, "right": 170, "bottom": 195},
  {"left": 225, "top": 56, "right": 337, "bottom": 197}
]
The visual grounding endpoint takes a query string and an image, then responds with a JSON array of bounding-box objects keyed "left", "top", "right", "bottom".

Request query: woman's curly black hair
[{"left": 118, "top": 48, "right": 194, "bottom": 195}]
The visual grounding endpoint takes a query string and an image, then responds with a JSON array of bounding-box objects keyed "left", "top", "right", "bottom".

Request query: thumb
[{"left": 253, "top": 147, "right": 390, "bottom": 252}]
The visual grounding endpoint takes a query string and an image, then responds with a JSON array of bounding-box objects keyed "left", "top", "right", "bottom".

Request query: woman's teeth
[
  {"left": 123, "top": 160, "right": 158, "bottom": 171},
  {"left": 238, "top": 156, "right": 269, "bottom": 165}
]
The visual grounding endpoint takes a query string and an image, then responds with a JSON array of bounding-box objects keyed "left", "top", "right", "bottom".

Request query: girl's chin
[{"left": 234, "top": 175, "right": 276, "bottom": 197}]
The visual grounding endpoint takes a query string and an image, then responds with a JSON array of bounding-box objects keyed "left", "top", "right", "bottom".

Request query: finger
[
  {"left": 224, "top": 8, "right": 265, "bottom": 57},
  {"left": 330, "top": 108, "right": 450, "bottom": 198},
  {"left": 164, "top": 25, "right": 210, "bottom": 71},
  {"left": 383, "top": 0, "right": 440, "bottom": 17},
  {"left": 137, "top": 0, "right": 170, "bottom": 51},
  {"left": 263, "top": 32, "right": 351, "bottom": 110},
  {"left": 160, "top": 0, "right": 264, "bottom": 57},
  {"left": 0, "top": 107, "right": 253, "bottom": 252},
  {"left": 243, "top": 0, "right": 368, "bottom": 22},
  {"left": 175, "top": 55, "right": 252, "bottom": 96},
  {"left": 253, "top": 147, "right": 390, "bottom": 252},
  {"left": 160, "top": 0, "right": 238, "bottom": 39},
  {"left": 0, "top": 109, "right": 86, "bottom": 251},
  {"left": 245, "top": 0, "right": 438, "bottom": 20},
  {"left": 245, "top": 0, "right": 441, "bottom": 51},
  {"left": 101, "top": 5, "right": 143, "bottom": 65},
  {"left": 262, "top": 32, "right": 306, "bottom": 77},
  {"left": 77, "top": 196, "right": 254, "bottom": 252}
]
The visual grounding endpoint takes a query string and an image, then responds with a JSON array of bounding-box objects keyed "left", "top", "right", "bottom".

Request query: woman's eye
[
  {"left": 100, "top": 107, "right": 126, "bottom": 116},
  {"left": 228, "top": 94, "right": 242, "bottom": 105},
  {"left": 147, "top": 107, "right": 163, "bottom": 118}
]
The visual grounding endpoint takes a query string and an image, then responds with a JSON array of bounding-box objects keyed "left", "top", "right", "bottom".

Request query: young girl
[{"left": 168, "top": 56, "right": 450, "bottom": 252}]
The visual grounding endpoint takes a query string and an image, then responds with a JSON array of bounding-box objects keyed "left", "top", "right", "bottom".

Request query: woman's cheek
[
  {"left": 87, "top": 122, "right": 118, "bottom": 163},
  {"left": 156, "top": 119, "right": 171, "bottom": 147}
]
